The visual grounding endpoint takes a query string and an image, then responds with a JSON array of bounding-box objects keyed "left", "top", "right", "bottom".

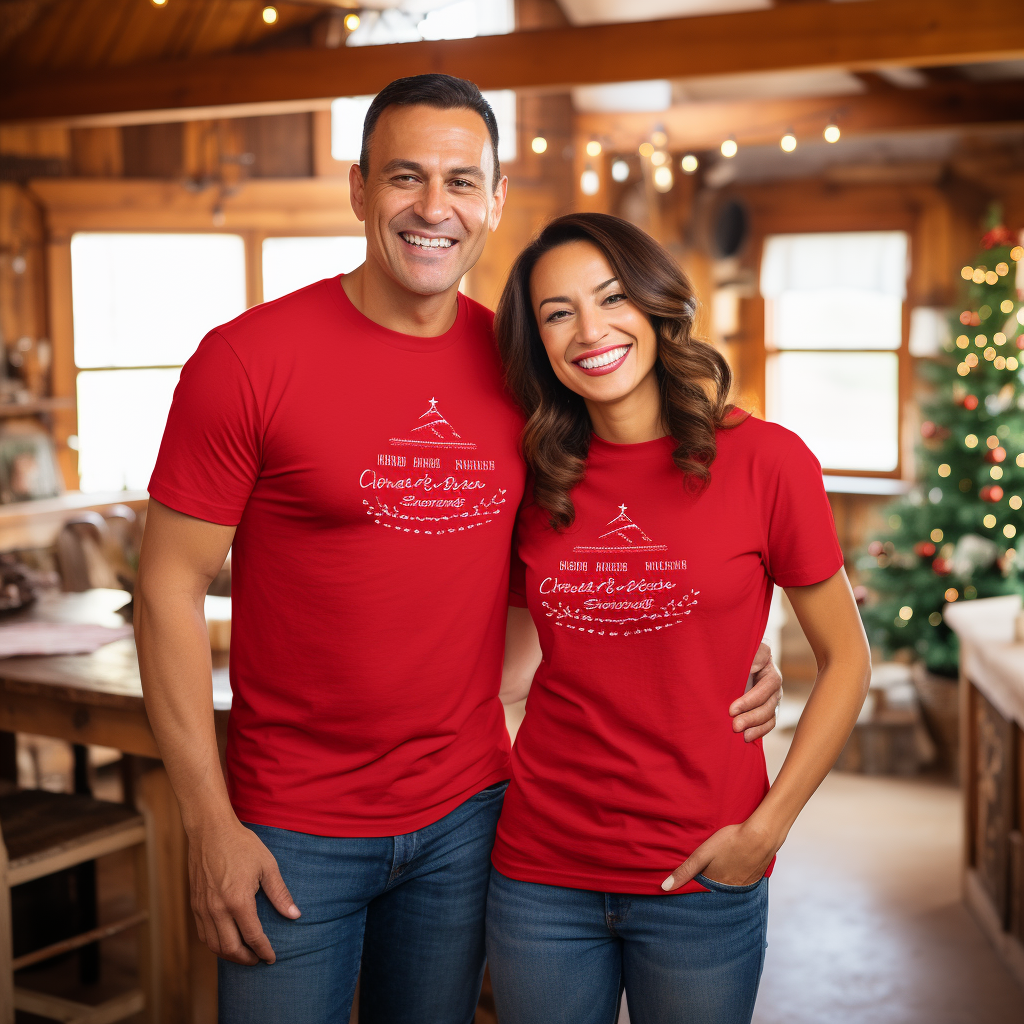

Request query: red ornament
[
  {"left": 964, "top": 395, "right": 979, "bottom": 410},
  {"left": 867, "top": 540, "right": 884, "bottom": 556},
  {"left": 914, "top": 541, "right": 936, "bottom": 557},
  {"left": 932, "top": 557, "right": 952, "bottom": 575},
  {"left": 921, "top": 420, "right": 937, "bottom": 438},
  {"left": 1017, "top": 335, "right": 1024, "bottom": 351},
  {"left": 960, "top": 311, "right": 972, "bottom": 325},
  {"left": 984, "top": 447, "right": 1007, "bottom": 463},
  {"left": 981, "top": 225, "right": 1015, "bottom": 249},
  {"left": 980, "top": 485, "right": 1004, "bottom": 503}
]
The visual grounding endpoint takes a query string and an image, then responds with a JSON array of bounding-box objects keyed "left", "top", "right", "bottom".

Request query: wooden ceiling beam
[
  {"left": 2, "top": 0, "right": 1023, "bottom": 124},
  {"left": 575, "top": 79, "right": 1024, "bottom": 153}
]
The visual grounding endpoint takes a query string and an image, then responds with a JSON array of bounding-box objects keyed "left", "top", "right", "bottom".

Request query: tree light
[
  {"left": 1011, "top": 246, "right": 1023, "bottom": 261},
  {"left": 823, "top": 123, "right": 840, "bottom": 143},
  {"left": 984, "top": 514, "right": 997, "bottom": 528},
  {"left": 780, "top": 133, "right": 797, "bottom": 153},
  {"left": 586, "top": 140, "right": 602, "bottom": 157},
  {"left": 898, "top": 606, "right": 913, "bottom": 620},
  {"left": 611, "top": 160, "right": 630, "bottom": 182},
  {"left": 681, "top": 154, "right": 698, "bottom": 173},
  {"left": 1005, "top": 524, "right": 1017, "bottom": 538},
  {"left": 344, "top": 13, "right": 360, "bottom": 30},
  {"left": 531, "top": 136, "right": 548, "bottom": 154},
  {"left": 961, "top": 266, "right": 974, "bottom": 280},
  {"left": 262, "top": 5, "right": 278, "bottom": 24},
  {"left": 721, "top": 138, "right": 738, "bottom": 158},
  {"left": 653, "top": 165, "right": 674, "bottom": 192},
  {"left": 580, "top": 168, "right": 600, "bottom": 196}
]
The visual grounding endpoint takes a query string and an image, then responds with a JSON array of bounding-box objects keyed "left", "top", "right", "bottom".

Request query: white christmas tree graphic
[
  {"left": 390, "top": 397, "right": 477, "bottom": 450},
  {"left": 574, "top": 504, "right": 668, "bottom": 552}
]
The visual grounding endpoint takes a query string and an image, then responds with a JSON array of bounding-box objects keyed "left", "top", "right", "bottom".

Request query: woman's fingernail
[
  {"left": 661, "top": 876, "right": 674, "bottom": 891},
  {"left": 288, "top": 904, "right": 300, "bottom": 917}
]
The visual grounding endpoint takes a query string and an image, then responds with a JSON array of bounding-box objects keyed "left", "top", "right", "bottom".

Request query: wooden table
[
  {"left": 0, "top": 588, "right": 228, "bottom": 1024},
  {"left": 944, "top": 595, "right": 1024, "bottom": 992}
]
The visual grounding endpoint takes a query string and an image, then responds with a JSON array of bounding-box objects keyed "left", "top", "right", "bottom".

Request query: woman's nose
[{"left": 576, "top": 309, "right": 606, "bottom": 345}]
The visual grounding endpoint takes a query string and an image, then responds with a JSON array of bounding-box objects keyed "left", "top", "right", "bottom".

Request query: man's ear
[
  {"left": 489, "top": 175, "right": 509, "bottom": 234},
  {"left": 349, "top": 163, "right": 367, "bottom": 222}
]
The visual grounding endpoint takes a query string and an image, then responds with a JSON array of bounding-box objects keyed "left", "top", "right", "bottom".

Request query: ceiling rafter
[{"left": 2, "top": 0, "right": 1023, "bottom": 124}]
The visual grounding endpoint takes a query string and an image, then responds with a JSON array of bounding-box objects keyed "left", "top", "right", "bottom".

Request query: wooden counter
[{"left": 944, "top": 595, "right": 1024, "bottom": 990}]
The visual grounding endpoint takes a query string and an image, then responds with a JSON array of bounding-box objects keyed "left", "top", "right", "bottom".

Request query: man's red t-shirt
[
  {"left": 491, "top": 416, "right": 843, "bottom": 894},
  {"left": 149, "top": 277, "right": 526, "bottom": 836}
]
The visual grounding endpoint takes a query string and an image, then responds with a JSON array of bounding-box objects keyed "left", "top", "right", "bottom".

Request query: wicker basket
[{"left": 911, "top": 662, "right": 960, "bottom": 780}]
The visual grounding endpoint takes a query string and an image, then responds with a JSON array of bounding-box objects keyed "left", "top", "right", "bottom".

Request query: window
[
  {"left": 70, "top": 232, "right": 246, "bottom": 492},
  {"left": 761, "top": 231, "right": 908, "bottom": 474},
  {"left": 262, "top": 236, "right": 367, "bottom": 302}
]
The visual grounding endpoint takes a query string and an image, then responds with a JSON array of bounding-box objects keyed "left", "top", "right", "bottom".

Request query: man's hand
[
  {"left": 188, "top": 818, "right": 300, "bottom": 965},
  {"left": 729, "top": 642, "right": 783, "bottom": 743}
]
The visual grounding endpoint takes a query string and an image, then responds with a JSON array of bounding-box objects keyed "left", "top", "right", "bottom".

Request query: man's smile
[{"left": 400, "top": 232, "right": 456, "bottom": 250}]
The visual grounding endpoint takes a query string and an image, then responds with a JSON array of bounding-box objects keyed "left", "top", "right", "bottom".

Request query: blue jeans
[
  {"left": 485, "top": 868, "right": 768, "bottom": 1024},
  {"left": 218, "top": 781, "right": 508, "bottom": 1024}
]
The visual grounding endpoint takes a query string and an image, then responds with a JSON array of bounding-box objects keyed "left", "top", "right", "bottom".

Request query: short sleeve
[
  {"left": 148, "top": 332, "right": 262, "bottom": 526},
  {"left": 509, "top": 540, "right": 528, "bottom": 608},
  {"left": 764, "top": 439, "right": 844, "bottom": 587}
]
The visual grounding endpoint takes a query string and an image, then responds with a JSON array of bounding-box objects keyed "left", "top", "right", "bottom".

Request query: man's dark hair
[{"left": 359, "top": 74, "right": 502, "bottom": 191}]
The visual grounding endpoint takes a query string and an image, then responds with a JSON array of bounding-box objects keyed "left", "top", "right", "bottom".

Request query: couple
[{"left": 136, "top": 74, "right": 870, "bottom": 1024}]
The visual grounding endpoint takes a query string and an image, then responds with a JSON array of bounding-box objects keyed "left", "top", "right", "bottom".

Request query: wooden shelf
[{"left": 0, "top": 398, "right": 74, "bottom": 418}]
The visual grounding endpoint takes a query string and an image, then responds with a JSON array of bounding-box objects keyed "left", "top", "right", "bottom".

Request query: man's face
[{"left": 350, "top": 104, "right": 507, "bottom": 297}]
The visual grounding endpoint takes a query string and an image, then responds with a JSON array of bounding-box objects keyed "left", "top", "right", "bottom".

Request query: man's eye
[{"left": 450, "top": 179, "right": 474, "bottom": 188}]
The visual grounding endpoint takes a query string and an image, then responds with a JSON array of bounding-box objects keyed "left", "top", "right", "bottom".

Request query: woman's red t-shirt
[{"left": 491, "top": 415, "right": 843, "bottom": 894}]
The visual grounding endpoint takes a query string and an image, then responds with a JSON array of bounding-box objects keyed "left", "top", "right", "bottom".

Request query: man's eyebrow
[
  {"left": 379, "top": 159, "right": 485, "bottom": 180},
  {"left": 538, "top": 279, "right": 619, "bottom": 309}
]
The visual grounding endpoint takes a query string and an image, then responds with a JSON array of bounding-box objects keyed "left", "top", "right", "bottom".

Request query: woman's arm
[
  {"left": 500, "top": 606, "right": 542, "bottom": 743},
  {"left": 662, "top": 567, "right": 870, "bottom": 890}
]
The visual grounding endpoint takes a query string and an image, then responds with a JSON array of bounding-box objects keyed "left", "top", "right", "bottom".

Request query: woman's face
[{"left": 529, "top": 240, "right": 659, "bottom": 407}]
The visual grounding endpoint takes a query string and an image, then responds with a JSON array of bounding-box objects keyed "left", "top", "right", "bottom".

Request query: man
[{"left": 136, "top": 74, "right": 784, "bottom": 1024}]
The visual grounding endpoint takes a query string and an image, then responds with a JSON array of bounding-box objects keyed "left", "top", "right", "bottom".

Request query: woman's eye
[
  {"left": 545, "top": 309, "right": 571, "bottom": 324},
  {"left": 604, "top": 293, "right": 627, "bottom": 306}
]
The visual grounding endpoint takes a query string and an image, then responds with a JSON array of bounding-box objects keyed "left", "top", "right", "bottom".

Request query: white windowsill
[{"left": 823, "top": 475, "right": 910, "bottom": 496}]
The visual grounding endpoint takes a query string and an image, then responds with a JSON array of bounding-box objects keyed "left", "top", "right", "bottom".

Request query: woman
[{"left": 487, "top": 213, "right": 870, "bottom": 1024}]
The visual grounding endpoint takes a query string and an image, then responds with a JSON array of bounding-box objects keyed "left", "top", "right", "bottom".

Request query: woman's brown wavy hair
[{"left": 494, "top": 212, "right": 733, "bottom": 529}]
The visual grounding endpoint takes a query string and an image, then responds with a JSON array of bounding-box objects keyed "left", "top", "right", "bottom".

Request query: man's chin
[{"left": 392, "top": 263, "right": 466, "bottom": 298}]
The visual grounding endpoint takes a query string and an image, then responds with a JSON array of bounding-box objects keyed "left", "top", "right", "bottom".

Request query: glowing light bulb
[
  {"left": 898, "top": 606, "right": 913, "bottom": 620},
  {"left": 961, "top": 266, "right": 974, "bottom": 280},
  {"left": 823, "top": 123, "right": 840, "bottom": 143},
  {"left": 262, "top": 5, "right": 278, "bottom": 24},
  {"left": 344, "top": 13, "right": 360, "bottom": 30},
  {"left": 681, "top": 154, "right": 698, "bottom": 174},
  {"left": 651, "top": 130, "right": 668, "bottom": 148},
  {"left": 151, "top": 0, "right": 167, "bottom": 6},
  {"left": 780, "top": 133, "right": 797, "bottom": 153},
  {"left": 721, "top": 138, "right": 738, "bottom": 158},
  {"left": 580, "top": 168, "right": 600, "bottom": 196},
  {"left": 586, "top": 140, "right": 602, "bottom": 157},
  {"left": 650, "top": 150, "right": 667, "bottom": 166},
  {"left": 531, "top": 136, "right": 548, "bottom": 154},
  {"left": 611, "top": 160, "right": 630, "bottom": 182},
  {"left": 653, "top": 165, "right": 674, "bottom": 192},
  {"left": 638, "top": 142, "right": 654, "bottom": 158}
]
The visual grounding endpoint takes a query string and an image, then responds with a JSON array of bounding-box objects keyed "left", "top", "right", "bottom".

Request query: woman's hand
[{"left": 660, "top": 820, "right": 778, "bottom": 892}]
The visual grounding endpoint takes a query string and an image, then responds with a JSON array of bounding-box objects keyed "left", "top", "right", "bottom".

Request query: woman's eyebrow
[{"left": 539, "top": 278, "right": 619, "bottom": 309}]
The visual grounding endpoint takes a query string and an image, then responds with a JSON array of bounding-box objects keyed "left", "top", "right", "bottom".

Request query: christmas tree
[{"left": 860, "top": 214, "right": 1024, "bottom": 677}]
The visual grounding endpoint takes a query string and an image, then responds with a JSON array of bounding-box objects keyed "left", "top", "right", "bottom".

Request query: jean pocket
[
  {"left": 695, "top": 872, "right": 765, "bottom": 894},
  {"left": 475, "top": 780, "right": 510, "bottom": 799}
]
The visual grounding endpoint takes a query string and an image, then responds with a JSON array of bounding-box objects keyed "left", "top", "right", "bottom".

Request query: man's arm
[{"left": 135, "top": 499, "right": 299, "bottom": 965}]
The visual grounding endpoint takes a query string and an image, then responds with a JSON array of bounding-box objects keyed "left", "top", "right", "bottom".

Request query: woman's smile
[{"left": 572, "top": 343, "right": 633, "bottom": 375}]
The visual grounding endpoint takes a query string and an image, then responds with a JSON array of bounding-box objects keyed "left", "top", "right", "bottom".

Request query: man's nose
[{"left": 413, "top": 178, "right": 451, "bottom": 225}]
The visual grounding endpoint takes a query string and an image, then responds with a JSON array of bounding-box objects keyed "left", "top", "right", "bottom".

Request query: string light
[
  {"left": 150, "top": 0, "right": 167, "bottom": 6},
  {"left": 965, "top": 434, "right": 979, "bottom": 447},
  {"left": 1011, "top": 246, "right": 1023, "bottom": 261},
  {"left": 823, "top": 123, "right": 840, "bottom": 143},
  {"left": 653, "top": 165, "right": 674, "bottom": 192},
  {"left": 972, "top": 267, "right": 986, "bottom": 284},
  {"left": 996, "top": 262, "right": 1009, "bottom": 276},
  {"left": 262, "top": 5, "right": 278, "bottom": 24},
  {"left": 721, "top": 138, "right": 738, "bottom": 158},
  {"left": 580, "top": 167, "right": 600, "bottom": 196},
  {"left": 984, "top": 514, "right": 997, "bottom": 528},
  {"left": 611, "top": 160, "right": 630, "bottom": 182},
  {"left": 650, "top": 150, "right": 668, "bottom": 166},
  {"left": 651, "top": 130, "right": 668, "bottom": 148},
  {"left": 944, "top": 588, "right": 959, "bottom": 602},
  {"left": 938, "top": 464, "right": 951, "bottom": 477},
  {"left": 681, "top": 154, "right": 698, "bottom": 173},
  {"left": 928, "top": 612, "right": 942, "bottom": 625},
  {"left": 898, "top": 606, "right": 913, "bottom": 620},
  {"left": 586, "top": 140, "right": 602, "bottom": 157},
  {"left": 930, "top": 528, "right": 943, "bottom": 542},
  {"left": 639, "top": 142, "right": 654, "bottom": 158},
  {"left": 531, "top": 136, "right": 547, "bottom": 154},
  {"left": 986, "top": 270, "right": 998, "bottom": 285},
  {"left": 780, "top": 133, "right": 797, "bottom": 152},
  {"left": 1005, "top": 524, "right": 1017, "bottom": 538},
  {"left": 344, "top": 13, "right": 360, "bottom": 30},
  {"left": 961, "top": 266, "right": 974, "bottom": 280},
  {"left": 1001, "top": 300, "right": 1014, "bottom": 313},
  {"left": 1011, "top": 495, "right": 1023, "bottom": 510}
]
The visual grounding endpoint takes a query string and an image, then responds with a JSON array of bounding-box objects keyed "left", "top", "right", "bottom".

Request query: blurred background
[{"left": 0, "top": 1, "right": 1023, "bottom": 1021}]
